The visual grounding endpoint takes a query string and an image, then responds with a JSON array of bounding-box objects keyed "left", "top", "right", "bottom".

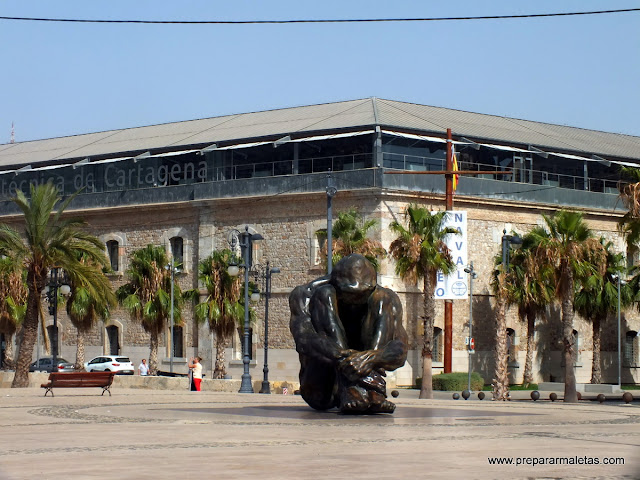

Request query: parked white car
[{"left": 84, "top": 355, "right": 135, "bottom": 375}]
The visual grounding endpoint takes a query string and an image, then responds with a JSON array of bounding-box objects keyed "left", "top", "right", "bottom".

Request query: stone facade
[{"left": 6, "top": 187, "right": 640, "bottom": 387}]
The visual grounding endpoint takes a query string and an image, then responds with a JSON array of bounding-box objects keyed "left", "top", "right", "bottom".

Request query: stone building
[{"left": 1, "top": 98, "right": 639, "bottom": 386}]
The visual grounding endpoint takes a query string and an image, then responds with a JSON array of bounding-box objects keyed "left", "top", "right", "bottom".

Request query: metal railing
[
  {"left": 212, "top": 153, "right": 373, "bottom": 181},
  {"left": 2, "top": 150, "right": 621, "bottom": 206},
  {"left": 381, "top": 152, "right": 620, "bottom": 194}
]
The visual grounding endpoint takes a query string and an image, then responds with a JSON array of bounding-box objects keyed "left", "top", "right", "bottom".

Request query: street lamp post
[
  {"left": 165, "top": 263, "right": 178, "bottom": 373},
  {"left": 229, "top": 226, "right": 263, "bottom": 393},
  {"left": 258, "top": 261, "right": 280, "bottom": 394},
  {"left": 45, "top": 267, "right": 70, "bottom": 370},
  {"left": 464, "top": 262, "right": 477, "bottom": 393},
  {"left": 617, "top": 272, "right": 622, "bottom": 387}
]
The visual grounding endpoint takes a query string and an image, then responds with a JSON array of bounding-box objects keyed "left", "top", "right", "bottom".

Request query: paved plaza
[{"left": 0, "top": 387, "right": 638, "bottom": 480}]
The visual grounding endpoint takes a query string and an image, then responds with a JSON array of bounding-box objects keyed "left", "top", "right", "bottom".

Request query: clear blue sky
[{"left": 1, "top": 1, "right": 639, "bottom": 143}]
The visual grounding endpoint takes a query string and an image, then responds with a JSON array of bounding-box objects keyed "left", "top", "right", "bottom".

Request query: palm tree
[
  {"left": 489, "top": 252, "right": 513, "bottom": 401},
  {"left": 0, "top": 182, "right": 110, "bottom": 387},
  {"left": 318, "top": 207, "right": 386, "bottom": 270},
  {"left": 528, "top": 210, "right": 606, "bottom": 402},
  {"left": 190, "top": 249, "right": 243, "bottom": 378},
  {"left": 574, "top": 238, "right": 631, "bottom": 384},
  {"left": 116, "top": 245, "right": 183, "bottom": 375},
  {"left": 507, "top": 237, "right": 554, "bottom": 387},
  {"left": 389, "top": 205, "right": 459, "bottom": 399},
  {"left": 66, "top": 258, "right": 116, "bottom": 371},
  {"left": 0, "top": 258, "right": 28, "bottom": 369},
  {"left": 618, "top": 166, "right": 640, "bottom": 247}
]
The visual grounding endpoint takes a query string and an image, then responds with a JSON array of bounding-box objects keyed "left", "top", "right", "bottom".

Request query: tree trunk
[
  {"left": 75, "top": 329, "right": 87, "bottom": 371},
  {"left": 419, "top": 354, "right": 433, "bottom": 399},
  {"left": 12, "top": 286, "right": 44, "bottom": 387},
  {"left": 213, "top": 334, "right": 227, "bottom": 379},
  {"left": 492, "top": 291, "right": 510, "bottom": 401},
  {"left": 562, "top": 274, "right": 578, "bottom": 403},
  {"left": 13, "top": 325, "right": 23, "bottom": 366},
  {"left": 419, "top": 275, "right": 435, "bottom": 399},
  {"left": 2, "top": 333, "right": 15, "bottom": 369},
  {"left": 522, "top": 309, "right": 536, "bottom": 386},
  {"left": 39, "top": 301, "right": 50, "bottom": 355},
  {"left": 590, "top": 315, "right": 602, "bottom": 384},
  {"left": 148, "top": 330, "right": 159, "bottom": 375}
]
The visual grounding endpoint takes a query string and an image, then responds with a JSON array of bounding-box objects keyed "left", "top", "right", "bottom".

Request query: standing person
[
  {"left": 188, "top": 356, "right": 203, "bottom": 391},
  {"left": 138, "top": 358, "right": 149, "bottom": 376}
]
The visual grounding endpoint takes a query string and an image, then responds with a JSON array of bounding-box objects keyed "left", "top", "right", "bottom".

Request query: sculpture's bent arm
[
  {"left": 368, "top": 286, "right": 408, "bottom": 371},
  {"left": 338, "top": 287, "right": 408, "bottom": 378},
  {"left": 289, "top": 278, "right": 345, "bottom": 364}
]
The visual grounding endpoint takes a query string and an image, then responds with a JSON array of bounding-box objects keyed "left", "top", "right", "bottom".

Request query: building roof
[{"left": 1, "top": 98, "right": 639, "bottom": 169}]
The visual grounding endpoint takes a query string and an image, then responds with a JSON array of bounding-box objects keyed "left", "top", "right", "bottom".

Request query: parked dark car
[{"left": 29, "top": 356, "right": 75, "bottom": 373}]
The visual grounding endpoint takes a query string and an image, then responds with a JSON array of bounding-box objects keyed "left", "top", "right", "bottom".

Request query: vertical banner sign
[{"left": 435, "top": 211, "right": 468, "bottom": 300}]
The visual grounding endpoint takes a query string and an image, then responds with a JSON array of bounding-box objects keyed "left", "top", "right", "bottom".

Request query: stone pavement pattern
[{"left": 0, "top": 388, "right": 638, "bottom": 480}]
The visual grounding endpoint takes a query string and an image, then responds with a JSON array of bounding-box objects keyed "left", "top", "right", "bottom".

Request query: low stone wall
[
  {"left": 0, "top": 372, "right": 50, "bottom": 388},
  {"left": 0, "top": 371, "right": 299, "bottom": 394},
  {"left": 538, "top": 382, "right": 623, "bottom": 394},
  {"left": 116, "top": 376, "right": 299, "bottom": 393}
]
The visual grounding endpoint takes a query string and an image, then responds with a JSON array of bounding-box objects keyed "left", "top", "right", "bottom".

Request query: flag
[{"left": 452, "top": 145, "right": 459, "bottom": 192}]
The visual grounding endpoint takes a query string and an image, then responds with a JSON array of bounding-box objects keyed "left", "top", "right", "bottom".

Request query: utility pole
[{"left": 444, "top": 129, "right": 453, "bottom": 373}]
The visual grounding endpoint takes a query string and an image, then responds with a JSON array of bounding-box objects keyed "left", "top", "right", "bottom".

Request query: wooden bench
[{"left": 41, "top": 371, "right": 116, "bottom": 397}]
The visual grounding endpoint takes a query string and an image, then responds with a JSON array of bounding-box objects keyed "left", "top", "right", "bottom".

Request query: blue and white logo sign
[{"left": 435, "top": 211, "right": 468, "bottom": 300}]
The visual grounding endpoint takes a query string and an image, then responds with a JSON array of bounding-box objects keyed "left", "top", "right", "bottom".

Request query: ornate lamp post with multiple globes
[{"left": 227, "top": 226, "right": 263, "bottom": 393}]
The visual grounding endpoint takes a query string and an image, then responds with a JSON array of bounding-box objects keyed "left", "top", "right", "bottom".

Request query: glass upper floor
[{"left": 0, "top": 131, "right": 627, "bottom": 211}]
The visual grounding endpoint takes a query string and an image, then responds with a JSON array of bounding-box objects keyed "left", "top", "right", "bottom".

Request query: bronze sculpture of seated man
[{"left": 289, "top": 254, "right": 408, "bottom": 414}]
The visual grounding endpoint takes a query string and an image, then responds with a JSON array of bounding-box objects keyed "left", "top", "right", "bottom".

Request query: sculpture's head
[{"left": 330, "top": 254, "right": 377, "bottom": 304}]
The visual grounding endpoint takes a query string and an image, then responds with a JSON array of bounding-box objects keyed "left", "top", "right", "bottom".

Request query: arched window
[
  {"left": 100, "top": 234, "right": 126, "bottom": 274},
  {"left": 0, "top": 333, "right": 5, "bottom": 367},
  {"left": 170, "top": 236, "right": 184, "bottom": 270},
  {"left": 506, "top": 328, "right": 518, "bottom": 366},
  {"left": 47, "top": 325, "right": 59, "bottom": 356},
  {"left": 313, "top": 230, "right": 328, "bottom": 267},
  {"left": 172, "top": 326, "right": 184, "bottom": 358},
  {"left": 572, "top": 329, "right": 580, "bottom": 364},
  {"left": 433, "top": 327, "right": 443, "bottom": 363},
  {"left": 627, "top": 244, "right": 638, "bottom": 270},
  {"left": 106, "top": 325, "right": 120, "bottom": 355},
  {"left": 245, "top": 327, "right": 254, "bottom": 360},
  {"left": 624, "top": 331, "right": 639, "bottom": 367},
  {"left": 161, "top": 228, "right": 189, "bottom": 273},
  {"left": 106, "top": 240, "right": 119, "bottom": 272},
  {"left": 236, "top": 327, "right": 254, "bottom": 360}
]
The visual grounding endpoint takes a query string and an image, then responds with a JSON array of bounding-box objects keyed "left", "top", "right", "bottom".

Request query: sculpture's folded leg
[{"left": 338, "top": 371, "right": 395, "bottom": 414}]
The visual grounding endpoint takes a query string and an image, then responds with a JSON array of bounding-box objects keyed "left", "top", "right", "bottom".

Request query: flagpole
[
  {"left": 444, "top": 128, "right": 453, "bottom": 374},
  {"left": 452, "top": 146, "right": 459, "bottom": 192}
]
